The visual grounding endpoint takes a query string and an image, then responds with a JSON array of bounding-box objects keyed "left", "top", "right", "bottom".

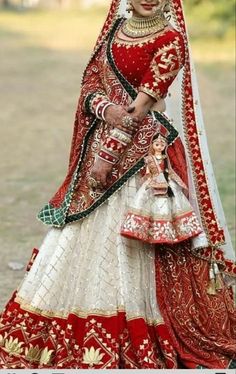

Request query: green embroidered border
[
  {"left": 153, "top": 112, "right": 179, "bottom": 144},
  {"left": 84, "top": 91, "right": 106, "bottom": 114},
  {"left": 107, "top": 19, "right": 137, "bottom": 99},
  {"left": 229, "top": 359, "right": 236, "bottom": 369},
  {"left": 65, "top": 158, "right": 145, "bottom": 224},
  {"left": 84, "top": 92, "right": 98, "bottom": 114},
  {"left": 37, "top": 118, "right": 99, "bottom": 227}
]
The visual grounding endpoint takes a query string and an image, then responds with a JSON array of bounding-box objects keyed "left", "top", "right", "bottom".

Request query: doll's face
[
  {"left": 152, "top": 136, "right": 167, "bottom": 153},
  {"left": 130, "top": 0, "right": 163, "bottom": 17}
]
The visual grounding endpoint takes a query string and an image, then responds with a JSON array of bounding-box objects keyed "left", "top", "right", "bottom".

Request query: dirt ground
[{"left": 0, "top": 12, "right": 235, "bottom": 311}]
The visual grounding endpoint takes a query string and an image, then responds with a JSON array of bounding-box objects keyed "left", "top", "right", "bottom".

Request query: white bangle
[
  {"left": 101, "top": 102, "right": 115, "bottom": 121},
  {"left": 95, "top": 100, "right": 106, "bottom": 120}
]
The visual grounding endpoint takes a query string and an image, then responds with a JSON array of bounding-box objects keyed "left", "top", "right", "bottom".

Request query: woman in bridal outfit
[{"left": 0, "top": 0, "right": 235, "bottom": 369}]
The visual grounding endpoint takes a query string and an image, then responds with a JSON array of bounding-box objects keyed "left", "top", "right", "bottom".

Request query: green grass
[{"left": 0, "top": 9, "right": 235, "bottom": 308}]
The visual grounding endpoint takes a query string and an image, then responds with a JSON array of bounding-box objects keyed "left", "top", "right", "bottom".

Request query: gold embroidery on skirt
[{"left": 14, "top": 296, "right": 164, "bottom": 325}]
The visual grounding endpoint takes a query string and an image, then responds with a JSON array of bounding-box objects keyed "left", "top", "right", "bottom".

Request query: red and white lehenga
[{"left": 0, "top": 0, "right": 235, "bottom": 370}]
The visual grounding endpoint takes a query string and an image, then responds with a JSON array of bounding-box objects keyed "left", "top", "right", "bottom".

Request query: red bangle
[
  {"left": 94, "top": 99, "right": 115, "bottom": 120},
  {"left": 98, "top": 149, "right": 119, "bottom": 164},
  {"left": 103, "top": 136, "right": 126, "bottom": 155}
]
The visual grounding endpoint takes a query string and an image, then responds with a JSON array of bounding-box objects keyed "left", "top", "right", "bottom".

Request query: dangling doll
[{"left": 120, "top": 133, "right": 203, "bottom": 244}]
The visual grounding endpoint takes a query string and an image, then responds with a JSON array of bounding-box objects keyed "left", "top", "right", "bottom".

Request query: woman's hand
[
  {"left": 127, "top": 92, "right": 157, "bottom": 122},
  {"left": 104, "top": 105, "right": 139, "bottom": 135},
  {"left": 90, "top": 157, "right": 113, "bottom": 189}
]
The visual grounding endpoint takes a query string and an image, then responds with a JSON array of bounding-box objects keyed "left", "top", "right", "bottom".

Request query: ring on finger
[
  {"left": 89, "top": 177, "right": 99, "bottom": 188},
  {"left": 122, "top": 115, "right": 133, "bottom": 128}
]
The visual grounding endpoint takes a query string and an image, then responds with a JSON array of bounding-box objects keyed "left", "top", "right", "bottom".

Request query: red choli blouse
[
  {"left": 81, "top": 24, "right": 186, "bottom": 115},
  {"left": 112, "top": 27, "right": 185, "bottom": 100}
]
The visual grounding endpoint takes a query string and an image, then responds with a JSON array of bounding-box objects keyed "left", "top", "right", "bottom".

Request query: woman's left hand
[
  {"left": 90, "top": 157, "right": 113, "bottom": 189},
  {"left": 104, "top": 104, "right": 139, "bottom": 135}
]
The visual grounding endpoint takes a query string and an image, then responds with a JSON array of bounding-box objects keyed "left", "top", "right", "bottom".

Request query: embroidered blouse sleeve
[
  {"left": 80, "top": 46, "right": 111, "bottom": 118},
  {"left": 139, "top": 32, "right": 185, "bottom": 101}
]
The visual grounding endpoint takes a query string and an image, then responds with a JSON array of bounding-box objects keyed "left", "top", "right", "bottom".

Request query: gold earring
[
  {"left": 126, "top": 0, "right": 134, "bottom": 13},
  {"left": 160, "top": 0, "right": 170, "bottom": 13}
]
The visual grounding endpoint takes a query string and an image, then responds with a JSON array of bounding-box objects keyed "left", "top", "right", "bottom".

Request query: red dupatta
[
  {"left": 37, "top": 0, "right": 235, "bottom": 279},
  {"left": 38, "top": 18, "right": 187, "bottom": 229}
]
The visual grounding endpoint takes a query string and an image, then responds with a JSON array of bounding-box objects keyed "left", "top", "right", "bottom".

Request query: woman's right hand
[{"left": 104, "top": 105, "right": 140, "bottom": 135}]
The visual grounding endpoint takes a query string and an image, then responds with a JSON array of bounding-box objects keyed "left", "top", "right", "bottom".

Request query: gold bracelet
[{"left": 110, "top": 128, "right": 132, "bottom": 145}]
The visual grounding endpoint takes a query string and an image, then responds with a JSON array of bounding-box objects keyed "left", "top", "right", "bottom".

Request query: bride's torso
[{"left": 109, "top": 21, "right": 180, "bottom": 112}]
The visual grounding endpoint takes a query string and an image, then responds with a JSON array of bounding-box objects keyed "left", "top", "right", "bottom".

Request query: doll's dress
[{"left": 120, "top": 155, "right": 203, "bottom": 244}]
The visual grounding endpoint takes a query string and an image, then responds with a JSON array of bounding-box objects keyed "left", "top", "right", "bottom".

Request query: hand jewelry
[
  {"left": 122, "top": 115, "right": 133, "bottom": 129},
  {"left": 88, "top": 177, "right": 102, "bottom": 189},
  {"left": 97, "top": 128, "right": 132, "bottom": 165}
]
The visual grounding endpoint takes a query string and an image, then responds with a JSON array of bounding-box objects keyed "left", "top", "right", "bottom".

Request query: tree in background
[{"left": 185, "top": 0, "right": 235, "bottom": 37}]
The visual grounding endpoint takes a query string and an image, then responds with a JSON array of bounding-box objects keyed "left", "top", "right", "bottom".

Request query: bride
[{"left": 0, "top": 0, "right": 235, "bottom": 369}]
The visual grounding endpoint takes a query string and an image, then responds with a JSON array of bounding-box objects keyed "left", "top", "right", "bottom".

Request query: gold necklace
[
  {"left": 155, "top": 154, "right": 166, "bottom": 160},
  {"left": 122, "top": 12, "right": 168, "bottom": 38}
]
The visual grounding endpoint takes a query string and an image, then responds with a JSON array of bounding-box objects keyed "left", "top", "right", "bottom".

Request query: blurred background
[{"left": 0, "top": 0, "right": 235, "bottom": 309}]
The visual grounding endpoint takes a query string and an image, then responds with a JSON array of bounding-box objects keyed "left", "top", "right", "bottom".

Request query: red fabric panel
[{"left": 155, "top": 242, "right": 236, "bottom": 369}]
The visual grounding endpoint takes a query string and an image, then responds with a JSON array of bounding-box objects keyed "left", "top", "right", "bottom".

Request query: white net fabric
[{"left": 18, "top": 176, "right": 162, "bottom": 322}]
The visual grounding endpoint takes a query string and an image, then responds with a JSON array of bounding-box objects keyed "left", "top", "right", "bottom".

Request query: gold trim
[
  {"left": 15, "top": 296, "right": 126, "bottom": 318},
  {"left": 139, "top": 86, "right": 161, "bottom": 101},
  {"left": 14, "top": 296, "right": 164, "bottom": 325},
  {"left": 126, "top": 206, "right": 195, "bottom": 220}
]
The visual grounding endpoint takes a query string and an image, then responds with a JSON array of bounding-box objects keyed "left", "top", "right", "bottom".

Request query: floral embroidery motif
[
  {"left": 25, "top": 344, "right": 42, "bottom": 363},
  {"left": 0, "top": 293, "right": 179, "bottom": 369},
  {"left": 4, "top": 336, "right": 24, "bottom": 356},
  {"left": 82, "top": 347, "right": 105, "bottom": 367},
  {"left": 39, "top": 348, "right": 54, "bottom": 366},
  {"left": 121, "top": 211, "right": 202, "bottom": 244}
]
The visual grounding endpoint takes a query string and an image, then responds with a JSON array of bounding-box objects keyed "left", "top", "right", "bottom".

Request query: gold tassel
[
  {"left": 215, "top": 264, "right": 224, "bottom": 291},
  {"left": 207, "top": 278, "right": 217, "bottom": 295},
  {"left": 207, "top": 262, "right": 217, "bottom": 295},
  {"left": 213, "top": 262, "right": 223, "bottom": 291},
  {"left": 207, "top": 262, "right": 223, "bottom": 295},
  {"left": 215, "top": 273, "right": 223, "bottom": 291}
]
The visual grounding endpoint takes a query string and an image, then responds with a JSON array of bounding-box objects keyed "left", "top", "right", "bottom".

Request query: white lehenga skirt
[
  {"left": 0, "top": 176, "right": 181, "bottom": 369},
  {"left": 17, "top": 176, "right": 162, "bottom": 323},
  {"left": 1, "top": 175, "right": 235, "bottom": 369}
]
